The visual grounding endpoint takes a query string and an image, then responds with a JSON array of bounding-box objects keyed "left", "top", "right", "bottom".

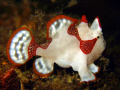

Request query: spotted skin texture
[
  {"left": 28, "top": 38, "right": 52, "bottom": 59},
  {"left": 68, "top": 23, "right": 98, "bottom": 54},
  {"left": 80, "top": 38, "right": 97, "bottom": 54},
  {"left": 6, "top": 15, "right": 106, "bottom": 83}
]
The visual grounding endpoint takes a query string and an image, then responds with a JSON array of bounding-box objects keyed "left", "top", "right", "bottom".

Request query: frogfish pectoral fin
[
  {"left": 6, "top": 27, "right": 39, "bottom": 65},
  {"left": 33, "top": 57, "right": 54, "bottom": 77}
]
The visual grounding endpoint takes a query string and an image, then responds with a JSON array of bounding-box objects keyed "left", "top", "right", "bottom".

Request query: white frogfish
[{"left": 6, "top": 15, "right": 106, "bottom": 82}]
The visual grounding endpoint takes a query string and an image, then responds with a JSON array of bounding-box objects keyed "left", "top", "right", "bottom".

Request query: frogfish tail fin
[{"left": 6, "top": 27, "right": 39, "bottom": 65}]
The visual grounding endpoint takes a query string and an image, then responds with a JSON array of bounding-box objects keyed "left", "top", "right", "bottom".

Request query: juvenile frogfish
[{"left": 6, "top": 15, "right": 106, "bottom": 82}]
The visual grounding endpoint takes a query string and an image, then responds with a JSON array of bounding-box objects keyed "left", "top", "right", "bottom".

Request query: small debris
[{"left": 66, "top": 0, "right": 77, "bottom": 8}]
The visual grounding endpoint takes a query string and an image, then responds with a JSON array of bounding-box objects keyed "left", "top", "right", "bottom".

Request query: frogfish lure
[{"left": 6, "top": 15, "right": 106, "bottom": 82}]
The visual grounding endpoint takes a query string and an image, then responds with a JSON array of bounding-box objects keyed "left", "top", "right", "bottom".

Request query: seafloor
[{"left": 0, "top": 0, "right": 120, "bottom": 90}]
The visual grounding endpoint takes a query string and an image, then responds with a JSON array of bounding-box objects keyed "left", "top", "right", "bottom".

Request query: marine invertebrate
[{"left": 6, "top": 15, "right": 105, "bottom": 82}]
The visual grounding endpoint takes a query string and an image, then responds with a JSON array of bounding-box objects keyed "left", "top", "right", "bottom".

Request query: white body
[
  {"left": 35, "top": 16, "right": 106, "bottom": 82},
  {"left": 7, "top": 15, "right": 105, "bottom": 82}
]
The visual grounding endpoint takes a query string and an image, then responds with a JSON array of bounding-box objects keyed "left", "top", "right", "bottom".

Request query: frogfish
[{"left": 6, "top": 15, "right": 106, "bottom": 82}]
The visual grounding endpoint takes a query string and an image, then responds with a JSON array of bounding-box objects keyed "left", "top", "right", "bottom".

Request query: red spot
[
  {"left": 80, "top": 15, "right": 88, "bottom": 23},
  {"left": 28, "top": 38, "right": 52, "bottom": 59},
  {"left": 80, "top": 38, "right": 97, "bottom": 54},
  {"left": 28, "top": 38, "right": 39, "bottom": 59},
  {"left": 68, "top": 24, "right": 79, "bottom": 37},
  {"left": 68, "top": 23, "right": 97, "bottom": 54}
]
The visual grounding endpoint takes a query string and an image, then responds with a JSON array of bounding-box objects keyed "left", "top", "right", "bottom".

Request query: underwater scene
[{"left": 0, "top": 0, "right": 120, "bottom": 90}]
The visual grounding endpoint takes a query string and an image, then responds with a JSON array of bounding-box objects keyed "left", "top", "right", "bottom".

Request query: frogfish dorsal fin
[{"left": 46, "top": 15, "right": 78, "bottom": 39}]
